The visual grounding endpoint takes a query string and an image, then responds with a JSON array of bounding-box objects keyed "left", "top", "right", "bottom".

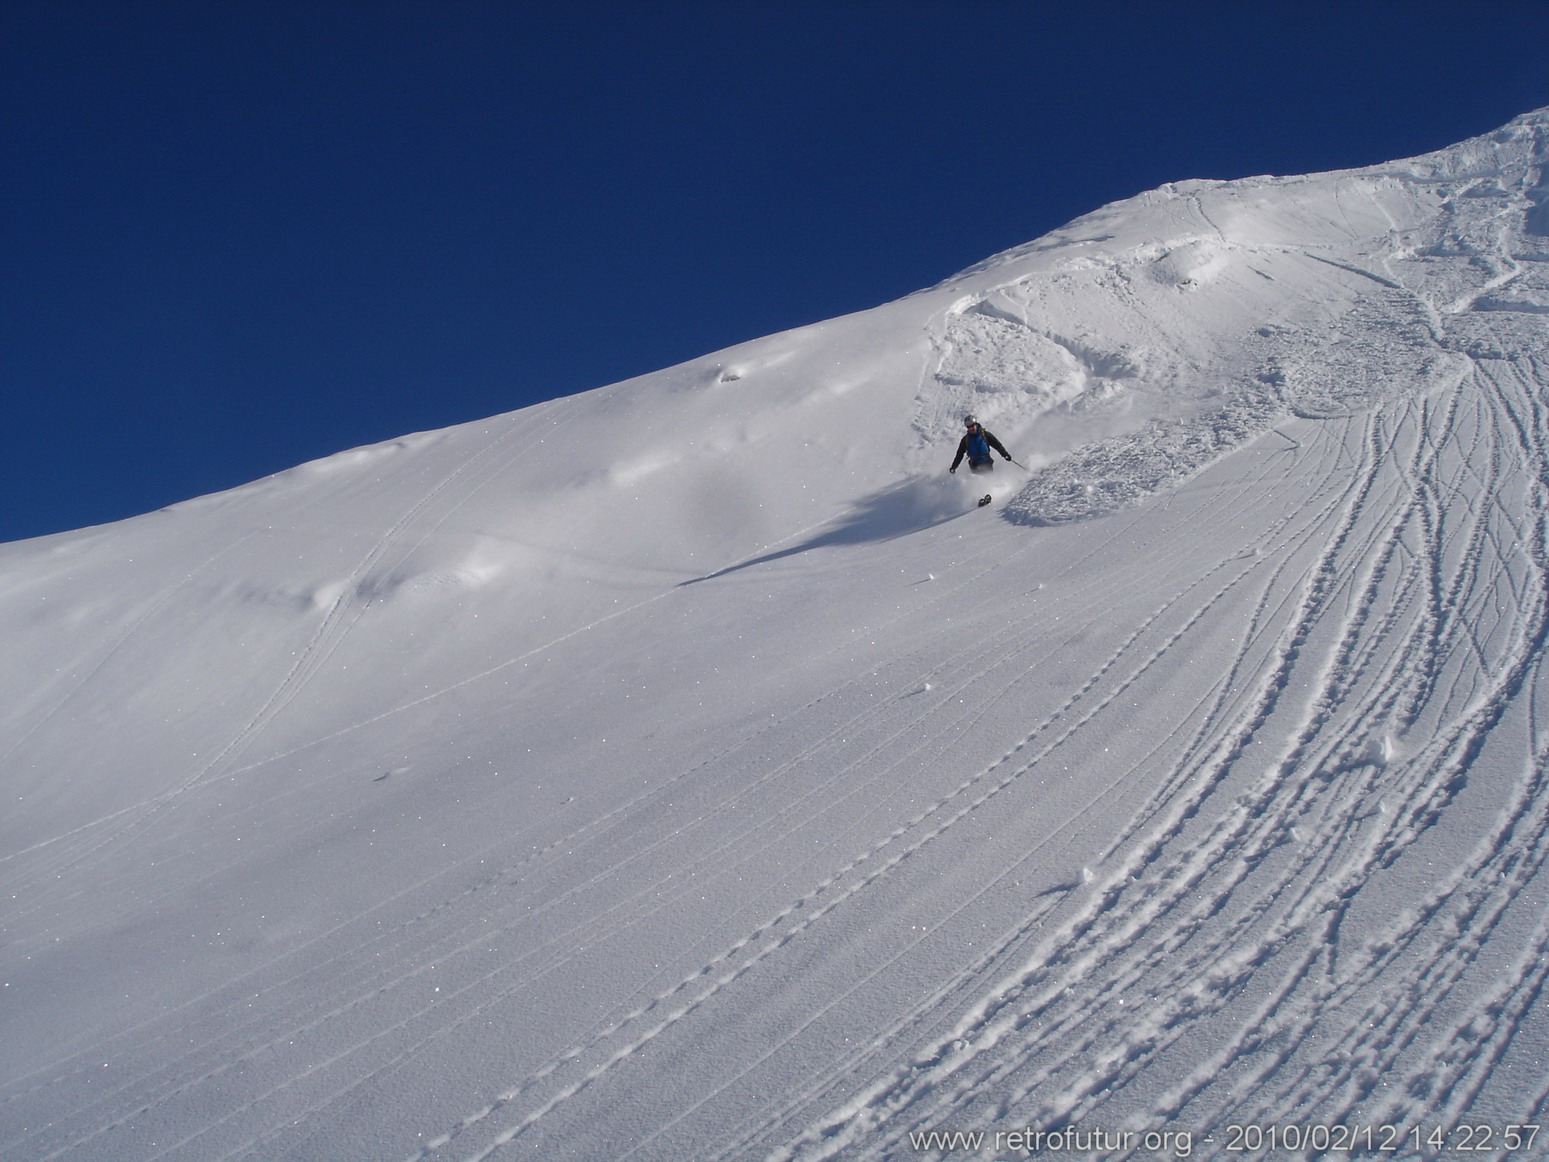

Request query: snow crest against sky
[{"left": 2, "top": 0, "right": 1547, "bottom": 543}]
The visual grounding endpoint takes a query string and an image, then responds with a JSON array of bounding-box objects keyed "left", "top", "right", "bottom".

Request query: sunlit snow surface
[{"left": 3, "top": 110, "right": 1549, "bottom": 1161}]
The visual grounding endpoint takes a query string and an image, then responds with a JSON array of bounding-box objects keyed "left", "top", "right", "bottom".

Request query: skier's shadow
[{"left": 680, "top": 478, "right": 973, "bottom": 586}]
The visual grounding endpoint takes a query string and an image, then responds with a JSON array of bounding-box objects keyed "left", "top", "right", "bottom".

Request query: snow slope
[{"left": 3, "top": 108, "right": 1549, "bottom": 1160}]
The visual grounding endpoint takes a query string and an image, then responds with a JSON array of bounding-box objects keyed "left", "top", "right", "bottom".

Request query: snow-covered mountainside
[{"left": 3, "top": 108, "right": 1548, "bottom": 1161}]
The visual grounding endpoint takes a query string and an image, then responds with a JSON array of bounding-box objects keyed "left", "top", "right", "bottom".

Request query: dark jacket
[{"left": 950, "top": 426, "right": 1010, "bottom": 471}]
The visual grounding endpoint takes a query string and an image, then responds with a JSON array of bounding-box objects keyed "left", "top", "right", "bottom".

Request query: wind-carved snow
[
  {"left": 3, "top": 109, "right": 1549, "bottom": 1162},
  {"left": 922, "top": 122, "right": 1549, "bottom": 525}
]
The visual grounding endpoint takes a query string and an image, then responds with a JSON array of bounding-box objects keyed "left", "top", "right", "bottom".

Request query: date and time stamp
[{"left": 1216, "top": 1121, "right": 1541, "bottom": 1155}]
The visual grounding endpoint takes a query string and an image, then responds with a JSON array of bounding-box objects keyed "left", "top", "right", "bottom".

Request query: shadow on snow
[{"left": 680, "top": 475, "right": 994, "bottom": 585}]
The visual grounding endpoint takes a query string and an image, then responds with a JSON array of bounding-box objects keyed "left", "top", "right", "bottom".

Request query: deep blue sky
[{"left": 4, "top": 1, "right": 1546, "bottom": 543}]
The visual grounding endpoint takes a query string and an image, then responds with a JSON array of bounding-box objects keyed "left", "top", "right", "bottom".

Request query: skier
[{"left": 949, "top": 414, "right": 1012, "bottom": 475}]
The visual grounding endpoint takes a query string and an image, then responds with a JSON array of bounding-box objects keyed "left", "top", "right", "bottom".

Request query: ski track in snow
[
  {"left": 766, "top": 363, "right": 1549, "bottom": 1162},
  {"left": 4, "top": 110, "right": 1549, "bottom": 1162}
]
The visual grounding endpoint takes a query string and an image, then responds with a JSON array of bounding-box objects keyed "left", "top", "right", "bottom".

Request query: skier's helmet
[{"left": 963, "top": 414, "right": 979, "bottom": 428}]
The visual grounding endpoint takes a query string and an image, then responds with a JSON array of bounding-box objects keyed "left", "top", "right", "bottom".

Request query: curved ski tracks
[{"left": 766, "top": 360, "right": 1549, "bottom": 1162}]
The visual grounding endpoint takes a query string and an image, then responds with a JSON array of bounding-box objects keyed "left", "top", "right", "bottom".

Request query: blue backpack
[{"left": 966, "top": 430, "right": 992, "bottom": 466}]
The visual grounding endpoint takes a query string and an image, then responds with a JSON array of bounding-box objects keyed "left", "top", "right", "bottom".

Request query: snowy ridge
[
  {"left": 2, "top": 109, "right": 1549, "bottom": 1161},
  {"left": 969, "top": 109, "right": 1547, "bottom": 523}
]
